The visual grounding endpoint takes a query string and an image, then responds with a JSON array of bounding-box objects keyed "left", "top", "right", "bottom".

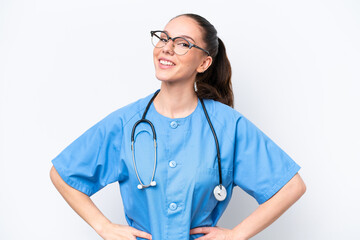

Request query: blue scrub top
[{"left": 52, "top": 89, "right": 301, "bottom": 240}]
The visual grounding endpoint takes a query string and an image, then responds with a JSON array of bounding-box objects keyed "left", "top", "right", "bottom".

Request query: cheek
[
  {"left": 182, "top": 55, "right": 200, "bottom": 72},
  {"left": 153, "top": 49, "right": 161, "bottom": 69},
  {"left": 153, "top": 48, "right": 158, "bottom": 61}
]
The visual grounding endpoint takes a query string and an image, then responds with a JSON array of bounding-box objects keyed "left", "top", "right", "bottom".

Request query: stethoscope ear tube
[
  {"left": 142, "top": 89, "right": 160, "bottom": 119},
  {"left": 131, "top": 119, "right": 158, "bottom": 189},
  {"left": 199, "top": 98, "right": 223, "bottom": 187},
  {"left": 131, "top": 90, "right": 227, "bottom": 201},
  {"left": 131, "top": 89, "right": 160, "bottom": 142},
  {"left": 130, "top": 90, "right": 160, "bottom": 189},
  {"left": 199, "top": 98, "right": 227, "bottom": 201},
  {"left": 131, "top": 119, "right": 157, "bottom": 142}
]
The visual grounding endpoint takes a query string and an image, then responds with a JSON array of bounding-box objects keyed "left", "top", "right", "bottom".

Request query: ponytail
[
  {"left": 172, "top": 13, "right": 234, "bottom": 108},
  {"left": 195, "top": 37, "right": 233, "bottom": 108}
]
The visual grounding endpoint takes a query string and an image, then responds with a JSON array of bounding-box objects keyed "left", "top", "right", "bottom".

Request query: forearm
[
  {"left": 49, "top": 166, "right": 110, "bottom": 235},
  {"left": 231, "top": 173, "right": 306, "bottom": 240}
]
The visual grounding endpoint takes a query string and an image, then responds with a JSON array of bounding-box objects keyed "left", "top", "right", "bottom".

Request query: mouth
[{"left": 158, "top": 58, "right": 176, "bottom": 68}]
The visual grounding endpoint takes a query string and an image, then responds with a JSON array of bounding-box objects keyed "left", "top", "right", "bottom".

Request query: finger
[
  {"left": 194, "top": 235, "right": 210, "bottom": 240},
  {"left": 190, "top": 227, "right": 213, "bottom": 235},
  {"left": 194, "top": 233, "right": 218, "bottom": 240},
  {"left": 132, "top": 229, "right": 152, "bottom": 239}
]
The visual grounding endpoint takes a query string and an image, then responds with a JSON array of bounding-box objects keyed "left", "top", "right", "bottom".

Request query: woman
[{"left": 50, "top": 13, "right": 306, "bottom": 240}]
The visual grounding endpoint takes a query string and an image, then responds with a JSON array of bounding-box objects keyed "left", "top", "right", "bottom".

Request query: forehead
[{"left": 163, "top": 16, "right": 203, "bottom": 43}]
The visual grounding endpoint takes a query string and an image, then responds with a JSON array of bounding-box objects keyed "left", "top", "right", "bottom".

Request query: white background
[{"left": 1, "top": 0, "right": 359, "bottom": 239}]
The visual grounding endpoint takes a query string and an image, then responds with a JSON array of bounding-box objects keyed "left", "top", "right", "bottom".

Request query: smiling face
[{"left": 153, "top": 16, "right": 212, "bottom": 85}]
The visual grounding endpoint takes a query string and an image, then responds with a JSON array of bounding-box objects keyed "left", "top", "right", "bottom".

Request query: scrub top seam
[
  {"left": 52, "top": 161, "right": 96, "bottom": 196},
  {"left": 50, "top": 90, "right": 303, "bottom": 239},
  {"left": 258, "top": 161, "right": 301, "bottom": 204},
  {"left": 116, "top": 91, "right": 155, "bottom": 129},
  {"left": 104, "top": 145, "right": 122, "bottom": 185},
  {"left": 122, "top": 105, "right": 148, "bottom": 129},
  {"left": 206, "top": 103, "right": 237, "bottom": 145}
]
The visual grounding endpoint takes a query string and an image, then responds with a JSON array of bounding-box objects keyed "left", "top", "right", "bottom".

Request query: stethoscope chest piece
[
  {"left": 132, "top": 90, "right": 227, "bottom": 201},
  {"left": 213, "top": 184, "right": 227, "bottom": 201}
]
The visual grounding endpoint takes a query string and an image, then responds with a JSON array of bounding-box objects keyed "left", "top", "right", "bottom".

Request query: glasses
[{"left": 150, "top": 30, "right": 210, "bottom": 56}]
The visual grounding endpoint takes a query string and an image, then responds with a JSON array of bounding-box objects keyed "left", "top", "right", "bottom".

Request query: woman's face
[{"left": 153, "top": 16, "right": 212, "bottom": 84}]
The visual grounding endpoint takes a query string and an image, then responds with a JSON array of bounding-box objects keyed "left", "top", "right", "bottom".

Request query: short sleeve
[
  {"left": 233, "top": 114, "right": 301, "bottom": 205},
  {"left": 51, "top": 111, "right": 126, "bottom": 197}
]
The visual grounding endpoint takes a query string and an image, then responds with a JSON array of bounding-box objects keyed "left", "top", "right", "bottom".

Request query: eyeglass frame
[{"left": 150, "top": 30, "right": 210, "bottom": 56}]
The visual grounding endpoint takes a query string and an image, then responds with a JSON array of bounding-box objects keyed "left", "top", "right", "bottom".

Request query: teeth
[{"left": 160, "top": 60, "right": 175, "bottom": 66}]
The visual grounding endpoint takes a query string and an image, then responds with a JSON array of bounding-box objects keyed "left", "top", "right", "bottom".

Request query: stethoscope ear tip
[
  {"left": 137, "top": 181, "right": 157, "bottom": 189},
  {"left": 134, "top": 91, "right": 224, "bottom": 202}
]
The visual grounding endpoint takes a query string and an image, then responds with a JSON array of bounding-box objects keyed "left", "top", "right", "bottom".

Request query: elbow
[
  {"left": 49, "top": 165, "right": 55, "bottom": 182},
  {"left": 298, "top": 182, "right": 306, "bottom": 199},
  {"left": 295, "top": 173, "right": 307, "bottom": 198},
  {"left": 300, "top": 180, "right": 307, "bottom": 196},
  {"left": 50, "top": 165, "right": 60, "bottom": 186},
  {"left": 50, "top": 165, "right": 67, "bottom": 194},
  {"left": 286, "top": 173, "right": 306, "bottom": 200}
]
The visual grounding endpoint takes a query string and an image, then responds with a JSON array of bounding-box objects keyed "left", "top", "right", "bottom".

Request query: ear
[{"left": 196, "top": 56, "right": 213, "bottom": 73}]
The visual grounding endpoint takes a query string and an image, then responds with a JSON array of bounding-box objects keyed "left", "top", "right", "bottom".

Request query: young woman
[{"left": 50, "top": 13, "right": 306, "bottom": 240}]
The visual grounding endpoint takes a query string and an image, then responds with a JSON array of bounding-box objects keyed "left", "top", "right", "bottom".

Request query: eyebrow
[{"left": 164, "top": 30, "right": 196, "bottom": 43}]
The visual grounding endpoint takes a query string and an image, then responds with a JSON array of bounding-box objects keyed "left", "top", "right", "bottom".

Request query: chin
[
  {"left": 155, "top": 75, "right": 175, "bottom": 82},
  {"left": 155, "top": 71, "right": 177, "bottom": 82}
]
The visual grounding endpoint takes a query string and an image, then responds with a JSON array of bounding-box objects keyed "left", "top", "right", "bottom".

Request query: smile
[{"left": 159, "top": 59, "right": 175, "bottom": 66}]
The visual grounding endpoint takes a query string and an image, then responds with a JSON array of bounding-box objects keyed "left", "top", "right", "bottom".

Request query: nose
[{"left": 162, "top": 39, "right": 175, "bottom": 55}]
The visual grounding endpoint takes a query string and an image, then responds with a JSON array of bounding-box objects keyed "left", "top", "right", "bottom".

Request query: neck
[{"left": 153, "top": 81, "right": 198, "bottom": 119}]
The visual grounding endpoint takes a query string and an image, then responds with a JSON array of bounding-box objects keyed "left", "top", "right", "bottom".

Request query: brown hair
[{"left": 171, "top": 13, "right": 234, "bottom": 108}]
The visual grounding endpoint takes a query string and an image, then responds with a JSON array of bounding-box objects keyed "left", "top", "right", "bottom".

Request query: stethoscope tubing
[
  {"left": 130, "top": 89, "right": 225, "bottom": 195},
  {"left": 199, "top": 98, "right": 223, "bottom": 187},
  {"left": 131, "top": 91, "right": 160, "bottom": 189}
]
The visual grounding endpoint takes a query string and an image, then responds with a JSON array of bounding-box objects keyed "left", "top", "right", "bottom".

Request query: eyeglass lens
[{"left": 151, "top": 31, "right": 191, "bottom": 55}]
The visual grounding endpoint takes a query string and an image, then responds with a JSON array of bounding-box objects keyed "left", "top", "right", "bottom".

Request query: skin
[
  {"left": 190, "top": 173, "right": 306, "bottom": 240},
  {"left": 153, "top": 15, "right": 307, "bottom": 240},
  {"left": 152, "top": 16, "right": 212, "bottom": 119},
  {"left": 50, "top": 166, "right": 153, "bottom": 239},
  {"left": 50, "top": 15, "right": 306, "bottom": 240}
]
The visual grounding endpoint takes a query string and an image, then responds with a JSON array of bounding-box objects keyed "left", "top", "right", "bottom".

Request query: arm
[
  {"left": 231, "top": 173, "right": 306, "bottom": 240},
  {"left": 49, "top": 165, "right": 111, "bottom": 233},
  {"left": 49, "top": 166, "right": 152, "bottom": 240}
]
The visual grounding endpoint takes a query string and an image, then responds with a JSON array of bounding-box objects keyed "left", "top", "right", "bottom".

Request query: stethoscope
[{"left": 131, "top": 89, "right": 227, "bottom": 201}]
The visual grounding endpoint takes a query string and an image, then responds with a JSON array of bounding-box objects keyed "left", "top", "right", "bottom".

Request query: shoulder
[
  {"left": 200, "top": 98, "right": 246, "bottom": 143},
  {"left": 204, "top": 99, "right": 270, "bottom": 144},
  {"left": 97, "top": 90, "right": 157, "bottom": 129},
  {"left": 207, "top": 100, "right": 263, "bottom": 134},
  {"left": 202, "top": 98, "right": 244, "bottom": 126}
]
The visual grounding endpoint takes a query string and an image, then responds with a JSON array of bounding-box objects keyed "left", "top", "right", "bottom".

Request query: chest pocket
[{"left": 194, "top": 167, "right": 233, "bottom": 213}]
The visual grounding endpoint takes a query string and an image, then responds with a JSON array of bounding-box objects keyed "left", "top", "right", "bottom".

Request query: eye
[
  {"left": 175, "top": 38, "right": 190, "bottom": 48},
  {"left": 179, "top": 43, "right": 189, "bottom": 47},
  {"left": 159, "top": 33, "right": 168, "bottom": 41}
]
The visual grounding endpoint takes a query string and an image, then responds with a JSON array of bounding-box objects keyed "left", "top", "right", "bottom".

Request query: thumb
[
  {"left": 190, "top": 227, "right": 212, "bottom": 235},
  {"left": 132, "top": 229, "right": 152, "bottom": 239}
]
